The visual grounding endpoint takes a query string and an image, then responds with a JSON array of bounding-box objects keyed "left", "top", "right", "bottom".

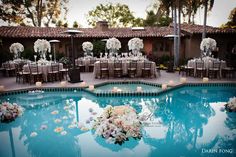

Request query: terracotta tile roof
[
  {"left": 180, "top": 23, "right": 236, "bottom": 34},
  {"left": 0, "top": 24, "right": 235, "bottom": 39},
  {"left": 0, "top": 26, "right": 181, "bottom": 38}
]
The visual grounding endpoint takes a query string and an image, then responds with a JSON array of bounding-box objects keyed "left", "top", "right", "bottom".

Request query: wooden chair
[
  {"left": 48, "top": 63, "right": 61, "bottom": 82},
  {"left": 60, "top": 64, "right": 69, "bottom": 80},
  {"left": 185, "top": 66, "right": 194, "bottom": 77},
  {"left": 100, "top": 60, "right": 109, "bottom": 78},
  {"left": 29, "top": 64, "right": 43, "bottom": 84},
  {"left": 142, "top": 61, "right": 152, "bottom": 78},
  {"left": 89, "top": 59, "right": 96, "bottom": 72},
  {"left": 128, "top": 60, "right": 137, "bottom": 78},
  {"left": 222, "top": 63, "right": 234, "bottom": 79},
  {"left": 2, "top": 62, "right": 15, "bottom": 77},
  {"left": 208, "top": 61, "right": 221, "bottom": 79},
  {"left": 77, "top": 59, "right": 85, "bottom": 72},
  {"left": 196, "top": 61, "right": 206, "bottom": 78},
  {"left": 114, "top": 60, "right": 122, "bottom": 78}
]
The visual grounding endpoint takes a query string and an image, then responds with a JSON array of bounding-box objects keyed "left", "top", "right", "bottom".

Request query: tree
[
  {"left": 0, "top": 0, "right": 69, "bottom": 27},
  {"left": 222, "top": 7, "right": 236, "bottom": 29},
  {"left": 73, "top": 21, "right": 79, "bottom": 28},
  {"left": 143, "top": 10, "right": 172, "bottom": 27},
  {"left": 87, "top": 3, "right": 142, "bottom": 27},
  {"left": 182, "top": 0, "right": 202, "bottom": 24},
  {"left": 202, "top": 0, "right": 214, "bottom": 39}
]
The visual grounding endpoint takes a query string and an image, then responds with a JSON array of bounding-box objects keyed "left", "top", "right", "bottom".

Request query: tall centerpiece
[
  {"left": 9, "top": 43, "right": 24, "bottom": 59},
  {"left": 200, "top": 37, "right": 217, "bottom": 57},
  {"left": 82, "top": 41, "right": 93, "bottom": 57},
  {"left": 34, "top": 39, "right": 51, "bottom": 60},
  {"left": 128, "top": 38, "right": 143, "bottom": 57},
  {"left": 106, "top": 37, "right": 121, "bottom": 58}
]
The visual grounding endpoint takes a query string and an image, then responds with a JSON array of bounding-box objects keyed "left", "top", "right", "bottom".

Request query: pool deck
[{"left": 0, "top": 70, "right": 235, "bottom": 91}]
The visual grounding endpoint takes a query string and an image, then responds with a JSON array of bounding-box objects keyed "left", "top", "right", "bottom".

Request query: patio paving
[{"left": 0, "top": 70, "right": 235, "bottom": 91}]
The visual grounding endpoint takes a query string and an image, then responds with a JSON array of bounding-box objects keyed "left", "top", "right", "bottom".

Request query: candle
[
  {"left": 36, "top": 82, "right": 42, "bottom": 87},
  {"left": 203, "top": 77, "right": 209, "bottom": 83},
  {"left": 0, "top": 85, "right": 5, "bottom": 92},
  {"left": 162, "top": 84, "right": 167, "bottom": 90},
  {"left": 180, "top": 77, "right": 187, "bottom": 83},
  {"left": 79, "top": 82, "right": 87, "bottom": 87},
  {"left": 112, "top": 87, "right": 118, "bottom": 92},
  {"left": 168, "top": 80, "right": 175, "bottom": 86},
  {"left": 137, "top": 86, "right": 142, "bottom": 92},
  {"left": 117, "top": 89, "right": 122, "bottom": 92},
  {"left": 60, "top": 81, "right": 67, "bottom": 87},
  {"left": 89, "top": 85, "right": 94, "bottom": 91}
]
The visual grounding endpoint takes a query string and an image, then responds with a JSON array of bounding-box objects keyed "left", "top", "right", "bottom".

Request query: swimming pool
[{"left": 0, "top": 84, "right": 236, "bottom": 157}]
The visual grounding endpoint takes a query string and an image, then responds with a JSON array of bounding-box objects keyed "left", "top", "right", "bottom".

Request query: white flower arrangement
[
  {"left": 128, "top": 38, "right": 143, "bottom": 51},
  {"left": 34, "top": 39, "right": 51, "bottom": 60},
  {"left": 82, "top": 41, "right": 93, "bottom": 52},
  {"left": 0, "top": 102, "right": 24, "bottom": 122},
  {"left": 106, "top": 37, "right": 121, "bottom": 50},
  {"left": 93, "top": 105, "right": 142, "bottom": 145},
  {"left": 200, "top": 37, "right": 217, "bottom": 56},
  {"left": 9, "top": 43, "right": 24, "bottom": 59},
  {"left": 225, "top": 97, "right": 236, "bottom": 112}
]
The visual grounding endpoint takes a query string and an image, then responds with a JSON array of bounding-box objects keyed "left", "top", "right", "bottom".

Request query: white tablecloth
[
  {"left": 23, "top": 63, "right": 63, "bottom": 82},
  {"left": 93, "top": 60, "right": 157, "bottom": 78},
  {"left": 75, "top": 57, "right": 97, "bottom": 72},
  {"left": 187, "top": 57, "right": 226, "bottom": 77}
]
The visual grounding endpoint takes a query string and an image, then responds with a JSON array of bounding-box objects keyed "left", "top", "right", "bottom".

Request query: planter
[{"left": 68, "top": 68, "right": 82, "bottom": 83}]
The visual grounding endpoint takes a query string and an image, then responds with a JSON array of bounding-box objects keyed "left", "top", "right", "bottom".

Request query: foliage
[
  {"left": 221, "top": 7, "right": 236, "bottom": 29},
  {"left": 0, "top": 49, "right": 13, "bottom": 65},
  {"left": 21, "top": 49, "right": 35, "bottom": 60},
  {"left": 0, "top": 0, "right": 69, "bottom": 27},
  {"left": 73, "top": 21, "right": 79, "bottom": 28},
  {"left": 56, "top": 52, "right": 65, "bottom": 60},
  {"left": 92, "top": 40, "right": 106, "bottom": 57},
  {"left": 87, "top": 3, "right": 143, "bottom": 27}
]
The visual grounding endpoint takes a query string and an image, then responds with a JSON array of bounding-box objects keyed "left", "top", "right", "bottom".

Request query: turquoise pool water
[
  {"left": 93, "top": 82, "right": 162, "bottom": 93},
  {"left": 0, "top": 86, "right": 236, "bottom": 157}
]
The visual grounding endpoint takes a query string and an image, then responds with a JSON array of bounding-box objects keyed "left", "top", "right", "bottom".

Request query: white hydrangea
[
  {"left": 34, "top": 39, "right": 51, "bottom": 60},
  {"left": 128, "top": 38, "right": 143, "bottom": 51},
  {"left": 106, "top": 37, "right": 121, "bottom": 50},
  {"left": 82, "top": 41, "right": 93, "bottom": 52},
  {"left": 9, "top": 43, "right": 24, "bottom": 58},
  {"left": 34, "top": 39, "right": 51, "bottom": 53},
  {"left": 226, "top": 97, "right": 236, "bottom": 112},
  {"left": 200, "top": 37, "right": 217, "bottom": 52}
]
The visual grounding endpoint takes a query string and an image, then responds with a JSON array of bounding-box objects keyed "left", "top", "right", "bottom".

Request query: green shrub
[
  {"left": 0, "top": 50, "right": 13, "bottom": 65},
  {"left": 22, "top": 49, "right": 35, "bottom": 60},
  {"left": 92, "top": 40, "right": 105, "bottom": 57}
]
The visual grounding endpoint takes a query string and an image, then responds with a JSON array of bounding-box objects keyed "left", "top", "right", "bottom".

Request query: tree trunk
[
  {"left": 177, "top": 0, "right": 181, "bottom": 64},
  {"left": 202, "top": 0, "right": 208, "bottom": 39},
  {"left": 173, "top": 2, "right": 178, "bottom": 68}
]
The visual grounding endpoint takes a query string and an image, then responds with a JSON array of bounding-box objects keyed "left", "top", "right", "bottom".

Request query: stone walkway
[{"left": 0, "top": 70, "right": 235, "bottom": 91}]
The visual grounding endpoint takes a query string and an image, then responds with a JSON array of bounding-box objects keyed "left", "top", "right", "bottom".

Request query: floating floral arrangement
[
  {"left": 0, "top": 102, "right": 24, "bottom": 123},
  {"left": 93, "top": 105, "right": 142, "bottom": 145},
  {"left": 225, "top": 97, "right": 236, "bottom": 112}
]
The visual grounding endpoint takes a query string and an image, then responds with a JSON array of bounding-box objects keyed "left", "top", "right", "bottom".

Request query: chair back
[
  {"left": 51, "top": 63, "right": 59, "bottom": 72},
  {"left": 90, "top": 59, "right": 96, "bottom": 65},
  {"left": 29, "top": 64, "right": 39, "bottom": 74},
  {"left": 114, "top": 60, "right": 122, "bottom": 69},
  {"left": 3, "top": 62, "right": 11, "bottom": 70},
  {"left": 196, "top": 61, "right": 204, "bottom": 69},
  {"left": 144, "top": 61, "right": 152, "bottom": 69},
  {"left": 100, "top": 60, "right": 108, "bottom": 69},
  {"left": 129, "top": 60, "right": 137, "bottom": 69},
  {"left": 213, "top": 61, "right": 220, "bottom": 69}
]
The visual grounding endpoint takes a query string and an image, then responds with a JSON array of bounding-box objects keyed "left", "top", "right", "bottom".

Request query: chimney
[{"left": 96, "top": 21, "right": 109, "bottom": 31}]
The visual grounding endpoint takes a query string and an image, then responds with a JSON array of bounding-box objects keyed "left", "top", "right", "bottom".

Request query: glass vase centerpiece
[
  {"left": 200, "top": 37, "right": 217, "bottom": 57},
  {"left": 82, "top": 41, "right": 93, "bottom": 57},
  {"left": 128, "top": 37, "right": 143, "bottom": 57},
  {"left": 9, "top": 43, "right": 24, "bottom": 60},
  {"left": 106, "top": 37, "right": 121, "bottom": 58},
  {"left": 34, "top": 39, "right": 51, "bottom": 61}
]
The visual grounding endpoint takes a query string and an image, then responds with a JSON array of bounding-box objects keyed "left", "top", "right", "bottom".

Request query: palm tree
[{"left": 202, "top": 0, "right": 214, "bottom": 39}]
